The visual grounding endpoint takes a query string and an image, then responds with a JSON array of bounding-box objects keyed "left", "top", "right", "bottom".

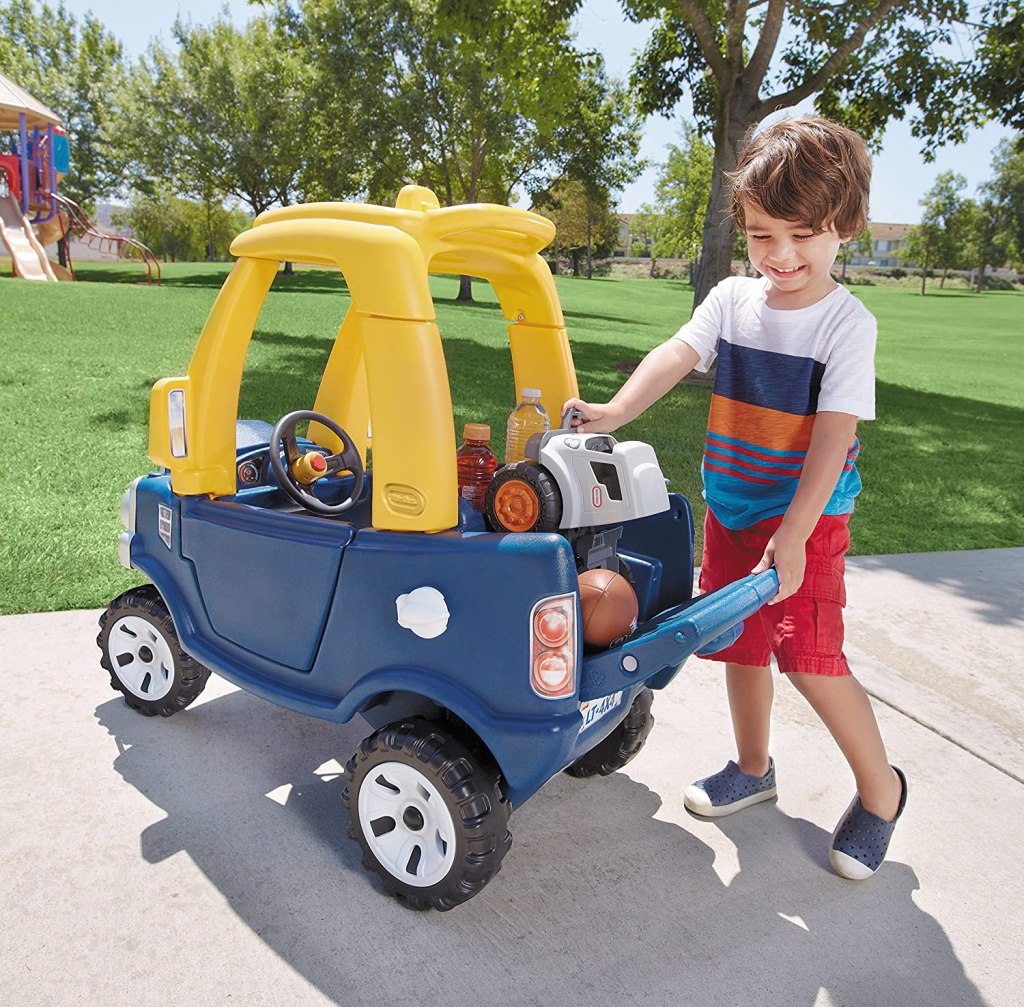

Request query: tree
[
  {"left": 121, "top": 13, "right": 308, "bottom": 241},
  {"left": 899, "top": 223, "right": 945, "bottom": 294},
  {"left": 0, "top": 0, "right": 126, "bottom": 264},
  {"left": 624, "top": 1, "right": 1007, "bottom": 308},
  {"left": 961, "top": 137, "right": 1024, "bottom": 289},
  {"left": 288, "top": 0, "right": 593, "bottom": 299},
  {"left": 548, "top": 64, "right": 645, "bottom": 277},
  {"left": 649, "top": 124, "right": 714, "bottom": 267},
  {"left": 112, "top": 190, "right": 249, "bottom": 262},
  {"left": 532, "top": 179, "right": 621, "bottom": 276},
  {"left": 900, "top": 172, "right": 971, "bottom": 293},
  {"left": 974, "top": 1, "right": 1024, "bottom": 132},
  {"left": 837, "top": 227, "right": 872, "bottom": 282},
  {"left": 985, "top": 137, "right": 1024, "bottom": 267}
]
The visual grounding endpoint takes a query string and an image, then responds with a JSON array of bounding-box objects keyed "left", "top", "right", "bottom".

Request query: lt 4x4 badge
[
  {"left": 579, "top": 691, "right": 623, "bottom": 731},
  {"left": 158, "top": 505, "right": 173, "bottom": 549}
]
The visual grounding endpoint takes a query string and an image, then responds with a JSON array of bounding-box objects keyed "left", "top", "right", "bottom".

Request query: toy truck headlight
[
  {"left": 530, "top": 594, "right": 576, "bottom": 699},
  {"left": 167, "top": 388, "right": 188, "bottom": 458}
]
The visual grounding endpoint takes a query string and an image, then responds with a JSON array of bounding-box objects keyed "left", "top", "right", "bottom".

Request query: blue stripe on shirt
[{"left": 716, "top": 340, "right": 826, "bottom": 416}]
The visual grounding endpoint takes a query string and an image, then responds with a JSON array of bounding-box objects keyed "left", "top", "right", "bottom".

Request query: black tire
[
  {"left": 97, "top": 585, "right": 211, "bottom": 717},
  {"left": 342, "top": 719, "right": 512, "bottom": 911},
  {"left": 484, "top": 462, "right": 562, "bottom": 533},
  {"left": 565, "top": 687, "right": 655, "bottom": 778}
]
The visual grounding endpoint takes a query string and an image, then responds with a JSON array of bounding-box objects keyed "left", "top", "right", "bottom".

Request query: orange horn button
[{"left": 493, "top": 480, "right": 539, "bottom": 532}]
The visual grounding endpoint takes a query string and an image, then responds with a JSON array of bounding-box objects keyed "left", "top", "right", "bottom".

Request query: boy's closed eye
[{"left": 748, "top": 232, "right": 815, "bottom": 241}]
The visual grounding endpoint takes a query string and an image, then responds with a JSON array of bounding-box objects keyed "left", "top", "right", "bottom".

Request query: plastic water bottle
[
  {"left": 456, "top": 423, "right": 498, "bottom": 512},
  {"left": 504, "top": 388, "right": 550, "bottom": 464}
]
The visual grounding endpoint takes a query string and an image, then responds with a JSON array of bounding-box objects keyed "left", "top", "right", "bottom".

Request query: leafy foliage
[
  {"left": 112, "top": 191, "right": 250, "bottom": 261},
  {"left": 621, "top": 1, "right": 1024, "bottom": 306},
  {"left": 650, "top": 124, "right": 714, "bottom": 263},
  {"left": 532, "top": 179, "right": 621, "bottom": 274},
  {"left": 288, "top": 0, "right": 591, "bottom": 206},
  {"left": 121, "top": 15, "right": 308, "bottom": 216}
]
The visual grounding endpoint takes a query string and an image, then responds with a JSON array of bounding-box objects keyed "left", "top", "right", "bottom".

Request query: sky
[{"left": 53, "top": 0, "right": 1016, "bottom": 223}]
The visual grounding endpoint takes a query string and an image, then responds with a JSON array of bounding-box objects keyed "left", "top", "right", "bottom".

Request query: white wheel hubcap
[
  {"left": 107, "top": 615, "right": 176, "bottom": 701},
  {"left": 357, "top": 761, "right": 457, "bottom": 887}
]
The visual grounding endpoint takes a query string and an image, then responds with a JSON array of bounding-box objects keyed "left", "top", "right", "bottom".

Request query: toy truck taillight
[{"left": 530, "top": 594, "right": 576, "bottom": 699}]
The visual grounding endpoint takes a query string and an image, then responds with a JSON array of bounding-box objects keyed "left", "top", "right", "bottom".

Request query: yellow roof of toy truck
[{"left": 148, "top": 186, "right": 579, "bottom": 533}]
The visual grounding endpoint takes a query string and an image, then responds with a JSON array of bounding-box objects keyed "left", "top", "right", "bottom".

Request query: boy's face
[{"left": 742, "top": 204, "right": 846, "bottom": 309}]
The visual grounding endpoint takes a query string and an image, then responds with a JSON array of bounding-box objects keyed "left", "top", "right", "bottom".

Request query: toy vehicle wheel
[
  {"left": 565, "top": 687, "right": 655, "bottom": 778},
  {"left": 97, "top": 585, "right": 211, "bottom": 717},
  {"left": 343, "top": 719, "right": 512, "bottom": 911},
  {"left": 485, "top": 462, "right": 562, "bottom": 533}
]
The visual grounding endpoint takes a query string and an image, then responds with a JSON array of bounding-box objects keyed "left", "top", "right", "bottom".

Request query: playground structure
[{"left": 0, "top": 71, "right": 159, "bottom": 284}]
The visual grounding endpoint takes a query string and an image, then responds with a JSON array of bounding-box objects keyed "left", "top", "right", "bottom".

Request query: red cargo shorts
[{"left": 698, "top": 508, "right": 852, "bottom": 676}]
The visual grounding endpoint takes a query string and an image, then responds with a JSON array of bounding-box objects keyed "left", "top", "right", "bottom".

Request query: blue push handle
[
  {"left": 579, "top": 570, "right": 780, "bottom": 700},
  {"left": 628, "top": 569, "right": 779, "bottom": 660}
]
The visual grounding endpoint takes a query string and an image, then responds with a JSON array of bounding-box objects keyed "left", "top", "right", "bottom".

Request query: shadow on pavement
[
  {"left": 850, "top": 548, "right": 1024, "bottom": 629},
  {"left": 96, "top": 691, "right": 984, "bottom": 1006}
]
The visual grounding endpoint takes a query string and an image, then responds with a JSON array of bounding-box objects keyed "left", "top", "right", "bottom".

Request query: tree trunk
[
  {"left": 57, "top": 237, "right": 67, "bottom": 268},
  {"left": 649, "top": 256, "right": 657, "bottom": 278},
  {"left": 940, "top": 268, "right": 948, "bottom": 289},
  {"left": 694, "top": 109, "right": 747, "bottom": 310},
  {"left": 841, "top": 252, "right": 847, "bottom": 282},
  {"left": 586, "top": 199, "right": 593, "bottom": 280},
  {"left": 456, "top": 275, "right": 474, "bottom": 302}
]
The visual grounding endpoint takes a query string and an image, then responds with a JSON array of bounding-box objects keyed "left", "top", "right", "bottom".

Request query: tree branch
[
  {"left": 754, "top": 0, "right": 899, "bottom": 117},
  {"left": 678, "top": 0, "right": 730, "bottom": 81},
  {"left": 745, "top": 0, "right": 786, "bottom": 95},
  {"left": 725, "top": 0, "right": 749, "bottom": 67}
]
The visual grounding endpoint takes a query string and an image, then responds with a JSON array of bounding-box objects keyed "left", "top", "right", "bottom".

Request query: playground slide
[{"left": 0, "top": 192, "right": 57, "bottom": 281}]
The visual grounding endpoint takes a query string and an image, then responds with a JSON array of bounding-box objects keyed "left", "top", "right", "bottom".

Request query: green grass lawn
[{"left": 0, "top": 262, "right": 1020, "bottom": 614}]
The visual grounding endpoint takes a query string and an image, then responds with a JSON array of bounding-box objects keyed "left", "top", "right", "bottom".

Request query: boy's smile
[{"left": 743, "top": 205, "right": 847, "bottom": 309}]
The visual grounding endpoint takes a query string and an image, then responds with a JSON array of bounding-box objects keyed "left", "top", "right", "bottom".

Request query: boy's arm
[
  {"left": 752, "top": 411, "right": 858, "bottom": 604},
  {"left": 562, "top": 338, "right": 701, "bottom": 433}
]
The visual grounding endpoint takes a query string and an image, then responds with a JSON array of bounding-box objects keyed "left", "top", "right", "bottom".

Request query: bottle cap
[
  {"left": 464, "top": 423, "right": 490, "bottom": 440},
  {"left": 521, "top": 388, "right": 541, "bottom": 399}
]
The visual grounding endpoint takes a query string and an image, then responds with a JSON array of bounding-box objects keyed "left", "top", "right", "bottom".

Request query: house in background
[
  {"left": 616, "top": 213, "right": 644, "bottom": 257},
  {"left": 847, "top": 222, "right": 913, "bottom": 267}
]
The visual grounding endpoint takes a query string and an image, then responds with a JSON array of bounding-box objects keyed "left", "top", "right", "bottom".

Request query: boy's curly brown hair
[{"left": 729, "top": 116, "right": 872, "bottom": 239}]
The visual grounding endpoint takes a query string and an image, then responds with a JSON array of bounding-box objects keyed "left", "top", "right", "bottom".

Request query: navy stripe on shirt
[{"left": 715, "top": 339, "right": 826, "bottom": 417}]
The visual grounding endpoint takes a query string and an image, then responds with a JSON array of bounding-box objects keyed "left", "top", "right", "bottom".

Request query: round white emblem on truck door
[{"left": 396, "top": 586, "right": 450, "bottom": 639}]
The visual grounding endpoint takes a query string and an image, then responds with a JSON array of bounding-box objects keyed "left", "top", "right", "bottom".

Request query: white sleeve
[
  {"left": 671, "top": 279, "right": 729, "bottom": 373},
  {"left": 817, "top": 313, "right": 877, "bottom": 420}
]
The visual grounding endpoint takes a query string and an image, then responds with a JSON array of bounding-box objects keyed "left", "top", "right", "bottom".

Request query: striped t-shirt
[{"left": 673, "top": 277, "right": 877, "bottom": 530}]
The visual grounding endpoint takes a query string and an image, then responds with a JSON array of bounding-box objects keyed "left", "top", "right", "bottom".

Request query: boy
[{"left": 563, "top": 116, "right": 906, "bottom": 880}]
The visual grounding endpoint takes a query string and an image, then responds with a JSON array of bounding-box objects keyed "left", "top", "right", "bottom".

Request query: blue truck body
[{"left": 121, "top": 428, "right": 778, "bottom": 807}]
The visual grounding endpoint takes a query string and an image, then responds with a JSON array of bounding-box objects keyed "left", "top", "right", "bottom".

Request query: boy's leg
[
  {"left": 785, "top": 672, "right": 901, "bottom": 821},
  {"left": 726, "top": 662, "right": 773, "bottom": 778},
  {"left": 685, "top": 510, "right": 779, "bottom": 816}
]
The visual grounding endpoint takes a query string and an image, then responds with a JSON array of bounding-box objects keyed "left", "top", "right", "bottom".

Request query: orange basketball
[{"left": 578, "top": 568, "right": 638, "bottom": 648}]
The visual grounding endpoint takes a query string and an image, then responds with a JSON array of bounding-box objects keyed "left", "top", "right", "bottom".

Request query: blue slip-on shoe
[
  {"left": 829, "top": 765, "right": 908, "bottom": 880},
  {"left": 683, "top": 758, "right": 777, "bottom": 817}
]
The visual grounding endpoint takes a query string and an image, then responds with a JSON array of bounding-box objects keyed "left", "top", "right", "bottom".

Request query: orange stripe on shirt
[{"left": 708, "top": 395, "right": 816, "bottom": 454}]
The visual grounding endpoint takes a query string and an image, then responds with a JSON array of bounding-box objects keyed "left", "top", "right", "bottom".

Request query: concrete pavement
[{"left": 1, "top": 549, "right": 1021, "bottom": 1007}]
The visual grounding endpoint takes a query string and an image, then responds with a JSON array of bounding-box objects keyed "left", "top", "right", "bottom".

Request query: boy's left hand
[{"left": 752, "top": 527, "right": 808, "bottom": 604}]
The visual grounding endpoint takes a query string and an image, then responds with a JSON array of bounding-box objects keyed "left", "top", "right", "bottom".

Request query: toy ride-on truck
[{"left": 98, "top": 186, "right": 778, "bottom": 911}]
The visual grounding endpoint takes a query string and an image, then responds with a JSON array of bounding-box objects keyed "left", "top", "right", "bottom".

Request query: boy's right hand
[{"left": 560, "top": 398, "right": 623, "bottom": 434}]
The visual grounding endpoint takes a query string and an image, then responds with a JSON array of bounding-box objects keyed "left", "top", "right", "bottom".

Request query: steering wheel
[{"left": 268, "top": 410, "right": 365, "bottom": 516}]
